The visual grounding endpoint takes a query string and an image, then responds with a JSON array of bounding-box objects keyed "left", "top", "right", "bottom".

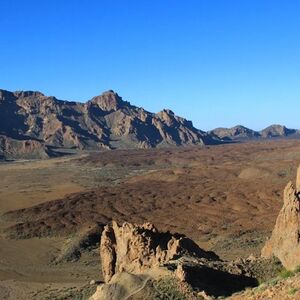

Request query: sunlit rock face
[
  {"left": 100, "top": 220, "right": 208, "bottom": 283},
  {"left": 0, "top": 88, "right": 221, "bottom": 159},
  {"left": 261, "top": 165, "right": 300, "bottom": 270}
]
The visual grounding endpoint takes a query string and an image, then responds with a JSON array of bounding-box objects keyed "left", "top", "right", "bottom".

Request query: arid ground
[{"left": 1, "top": 140, "right": 300, "bottom": 299}]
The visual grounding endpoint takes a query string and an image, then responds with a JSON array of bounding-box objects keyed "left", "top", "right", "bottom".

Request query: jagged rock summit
[
  {"left": 261, "top": 165, "right": 300, "bottom": 269},
  {"left": 92, "top": 221, "right": 261, "bottom": 299},
  {"left": 0, "top": 88, "right": 220, "bottom": 159},
  {"left": 100, "top": 221, "right": 209, "bottom": 283}
]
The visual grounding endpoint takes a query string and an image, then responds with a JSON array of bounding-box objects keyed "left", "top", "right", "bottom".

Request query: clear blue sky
[{"left": 1, "top": 0, "right": 300, "bottom": 130}]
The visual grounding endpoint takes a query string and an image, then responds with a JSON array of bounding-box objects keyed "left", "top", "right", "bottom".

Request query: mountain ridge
[
  {"left": 0, "top": 89, "right": 220, "bottom": 159},
  {"left": 1, "top": 88, "right": 300, "bottom": 159},
  {"left": 210, "top": 124, "right": 300, "bottom": 140}
]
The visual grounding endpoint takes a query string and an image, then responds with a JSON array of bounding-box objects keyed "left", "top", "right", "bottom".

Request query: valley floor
[{"left": 1, "top": 140, "right": 300, "bottom": 299}]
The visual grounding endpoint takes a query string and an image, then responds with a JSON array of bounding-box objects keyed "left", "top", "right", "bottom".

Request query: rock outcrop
[
  {"left": 100, "top": 221, "right": 209, "bottom": 283},
  {"left": 0, "top": 135, "right": 55, "bottom": 159},
  {"left": 261, "top": 166, "right": 300, "bottom": 269},
  {"left": 93, "top": 221, "right": 260, "bottom": 299}
]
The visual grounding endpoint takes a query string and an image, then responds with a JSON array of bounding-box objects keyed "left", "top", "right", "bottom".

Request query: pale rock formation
[
  {"left": 261, "top": 166, "right": 300, "bottom": 269},
  {"left": 175, "top": 264, "right": 187, "bottom": 282},
  {"left": 100, "top": 221, "right": 206, "bottom": 283}
]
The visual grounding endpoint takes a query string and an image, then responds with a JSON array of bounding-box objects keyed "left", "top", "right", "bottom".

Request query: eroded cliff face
[
  {"left": 261, "top": 166, "right": 300, "bottom": 269},
  {"left": 100, "top": 221, "right": 208, "bottom": 283}
]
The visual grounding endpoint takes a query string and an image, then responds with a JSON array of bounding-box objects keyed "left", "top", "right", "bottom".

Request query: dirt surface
[
  {"left": 1, "top": 140, "right": 300, "bottom": 298},
  {"left": 229, "top": 272, "right": 300, "bottom": 300}
]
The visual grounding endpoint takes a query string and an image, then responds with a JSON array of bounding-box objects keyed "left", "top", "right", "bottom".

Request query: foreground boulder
[
  {"left": 261, "top": 166, "right": 300, "bottom": 269},
  {"left": 91, "top": 221, "right": 259, "bottom": 299},
  {"left": 100, "top": 221, "right": 210, "bottom": 283}
]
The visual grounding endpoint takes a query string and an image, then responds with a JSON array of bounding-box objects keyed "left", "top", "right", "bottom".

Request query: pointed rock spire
[
  {"left": 261, "top": 165, "right": 300, "bottom": 269},
  {"left": 99, "top": 221, "right": 210, "bottom": 283}
]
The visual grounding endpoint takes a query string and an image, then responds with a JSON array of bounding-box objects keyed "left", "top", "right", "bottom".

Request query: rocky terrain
[
  {"left": 229, "top": 167, "right": 300, "bottom": 299},
  {"left": 1, "top": 140, "right": 300, "bottom": 298},
  {"left": 1, "top": 88, "right": 300, "bottom": 160},
  {"left": 89, "top": 165, "right": 300, "bottom": 299},
  {"left": 0, "top": 89, "right": 220, "bottom": 159},
  {"left": 92, "top": 220, "right": 262, "bottom": 300}
]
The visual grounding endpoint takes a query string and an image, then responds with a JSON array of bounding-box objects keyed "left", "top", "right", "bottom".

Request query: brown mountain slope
[
  {"left": 260, "top": 124, "right": 297, "bottom": 138},
  {"left": 210, "top": 125, "right": 300, "bottom": 141},
  {"left": 209, "top": 125, "right": 260, "bottom": 140},
  {"left": 0, "top": 89, "right": 220, "bottom": 158}
]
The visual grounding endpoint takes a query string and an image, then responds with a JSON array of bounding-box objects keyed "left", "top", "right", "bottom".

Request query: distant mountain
[
  {"left": 260, "top": 125, "right": 298, "bottom": 138},
  {"left": 0, "top": 89, "right": 221, "bottom": 159},
  {"left": 209, "top": 125, "right": 260, "bottom": 140},
  {"left": 211, "top": 124, "right": 300, "bottom": 141},
  {"left": 2, "top": 88, "right": 300, "bottom": 160}
]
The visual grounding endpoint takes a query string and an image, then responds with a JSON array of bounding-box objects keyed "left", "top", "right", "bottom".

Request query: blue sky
[{"left": 1, "top": 0, "right": 300, "bottom": 130}]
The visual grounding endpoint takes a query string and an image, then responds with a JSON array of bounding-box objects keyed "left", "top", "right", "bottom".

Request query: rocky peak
[
  {"left": 0, "top": 88, "right": 222, "bottom": 158},
  {"left": 161, "top": 108, "right": 175, "bottom": 115},
  {"left": 232, "top": 125, "right": 253, "bottom": 134},
  {"left": 210, "top": 125, "right": 260, "bottom": 140},
  {"left": 100, "top": 221, "right": 208, "bottom": 283},
  {"left": 13, "top": 90, "right": 45, "bottom": 98},
  {"left": 93, "top": 221, "right": 260, "bottom": 299},
  {"left": 0, "top": 89, "right": 16, "bottom": 102},
  {"left": 156, "top": 109, "right": 193, "bottom": 128},
  {"left": 156, "top": 109, "right": 175, "bottom": 120},
  {"left": 260, "top": 124, "right": 295, "bottom": 138},
  {"left": 261, "top": 165, "right": 300, "bottom": 269},
  {"left": 89, "top": 90, "right": 129, "bottom": 112}
]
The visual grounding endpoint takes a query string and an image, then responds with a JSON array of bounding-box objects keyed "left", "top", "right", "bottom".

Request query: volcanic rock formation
[
  {"left": 261, "top": 165, "right": 300, "bottom": 269},
  {"left": 0, "top": 89, "right": 220, "bottom": 159},
  {"left": 93, "top": 221, "right": 260, "bottom": 299},
  {"left": 100, "top": 221, "right": 209, "bottom": 283}
]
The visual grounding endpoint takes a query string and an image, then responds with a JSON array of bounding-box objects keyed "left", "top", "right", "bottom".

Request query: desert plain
[{"left": 1, "top": 139, "right": 300, "bottom": 299}]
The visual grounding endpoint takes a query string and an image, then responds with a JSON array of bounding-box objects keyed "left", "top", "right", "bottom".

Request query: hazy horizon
[{"left": 1, "top": 0, "right": 300, "bottom": 131}]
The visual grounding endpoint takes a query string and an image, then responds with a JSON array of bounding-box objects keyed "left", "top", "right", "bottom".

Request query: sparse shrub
[
  {"left": 278, "top": 170, "right": 287, "bottom": 178},
  {"left": 294, "top": 265, "right": 300, "bottom": 273},
  {"left": 268, "top": 278, "right": 279, "bottom": 286},
  {"left": 256, "top": 284, "right": 267, "bottom": 292},
  {"left": 279, "top": 269, "right": 294, "bottom": 279},
  {"left": 288, "top": 288, "right": 299, "bottom": 295}
]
